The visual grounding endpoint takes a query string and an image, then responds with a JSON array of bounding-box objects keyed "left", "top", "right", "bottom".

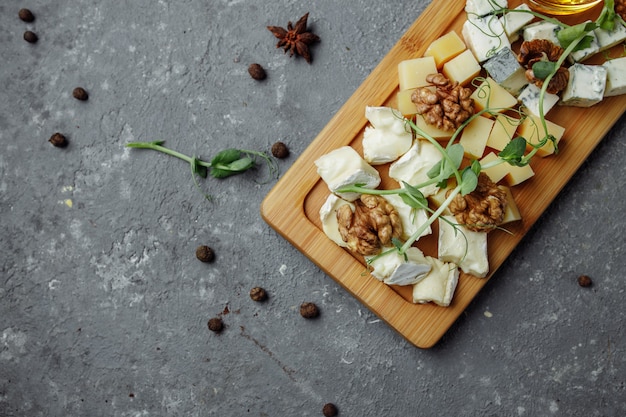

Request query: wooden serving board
[{"left": 261, "top": 0, "right": 626, "bottom": 348}]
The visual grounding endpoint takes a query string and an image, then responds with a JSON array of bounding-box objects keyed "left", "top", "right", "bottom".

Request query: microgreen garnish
[{"left": 126, "top": 140, "right": 279, "bottom": 199}]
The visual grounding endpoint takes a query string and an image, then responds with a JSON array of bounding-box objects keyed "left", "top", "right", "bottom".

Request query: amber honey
[{"left": 525, "top": 0, "right": 603, "bottom": 15}]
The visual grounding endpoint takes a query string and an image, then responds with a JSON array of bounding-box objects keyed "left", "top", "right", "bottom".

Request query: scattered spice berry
[
  {"left": 195, "top": 245, "right": 215, "bottom": 263},
  {"left": 300, "top": 302, "right": 319, "bottom": 319},
  {"left": 207, "top": 317, "right": 223, "bottom": 333},
  {"left": 18, "top": 8, "right": 35, "bottom": 22},
  {"left": 248, "top": 63, "right": 267, "bottom": 81},
  {"left": 72, "top": 87, "right": 89, "bottom": 101},
  {"left": 267, "top": 13, "right": 320, "bottom": 64},
  {"left": 23, "top": 31, "right": 38, "bottom": 43},
  {"left": 249, "top": 287, "right": 268, "bottom": 302},
  {"left": 48, "top": 133, "right": 68, "bottom": 148},
  {"left": 271, "top": 141, "right": 289, "bottom": 159},
  {"left": 578, "top": 275, "right": 592, "bottom": 288},
  {"left": 322, "top": 403, "right": 338, "bottom": 417}
]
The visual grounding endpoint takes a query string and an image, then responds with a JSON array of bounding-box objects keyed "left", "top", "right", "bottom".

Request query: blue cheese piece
[
  {"left": 561, "top": 63, "right": 607, "bottom": 107},
  {"left": 518, "top": 83, "right": 560, "bottom": 116},
  {"left": 568, "top": 22, "right": 599, "bottom": 63},
  {"left": 483, "top": 47, "right": 529, "bottom": 95},
  {"left": 388, "top": 140, "right": 443, "bottom": 197},
  {"left": 412, "top": 256, "right": 459, "bottom": 306},
  {"left": 499, "top": 3, "right": 534, "bottom": 43},
  {"left": 319, "top": 194, "right": 354, "bottom": 248},
  {"left": 465, "top": 0, "right": 507, "bottom": 16},
  {"left": 382, "top": 193, "right": 431, "bottom": 242},
  {"left": 315, "top": 146, "right": 381, "bottom": 201},
  {"left": 594, "top": 18, "right": 626, "bottom": 53},
  {"left": 366, "top": 247, "right": 431, "bottom": 286},
  {"left": 362, "top": 106, "right": 413, "bottom": 165},
  {"left": 462, "top": 15, "right": 511, "bottom": 63},
  {"left": 603, "top": 57, "right": 626, "bottom": 97},
  {"left": 522, "top": 20, "right": 561, "bottom": 45},
  {"left": 438, "top": 215, "right": 489, "bottom": 278}
]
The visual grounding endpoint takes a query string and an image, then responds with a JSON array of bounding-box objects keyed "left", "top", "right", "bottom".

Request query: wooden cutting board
[{"left": 261, "top": 0, "right": 626, "bottom": 348}]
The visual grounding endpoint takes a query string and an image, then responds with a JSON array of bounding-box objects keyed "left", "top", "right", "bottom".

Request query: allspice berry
[
  {"left": 207, "top": 317, "right": 223, "bottom": 333},
  {"left": 72, "top": 87, "right": 89, "bottom": 101},
  {"left": 48, "top": 133, "right": 68, "bottom": 148},
  {"left": 300, "top": 302, "right": 319, "bottom": 319},
  {"left": 271, "top": 141, "right": 289, "bottom": 159},
  {"left": 23, "top": 31, "right": 38, "bottom": 43},
  {"left": 195, "top": 245, "right": 215, "bottom": 263},
  {"left": 248, "top": 63, "right": 267, "bottom": 81},
  {"left": 249, "top": 287, "right": 267, "bottom": 302},
  {"left": 322, "top": 403, "right": 338, "bottom": 417},
  {"left": 578, "top": 274, "right": 592, "bottom": 287},
  {"left": 19, "top": 8, "right": 35, "bottom": 22}
]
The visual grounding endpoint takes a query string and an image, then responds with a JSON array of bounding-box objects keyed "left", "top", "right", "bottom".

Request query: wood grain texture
[{"left": 261, "top": 0, "right": 626, "bottom": 348}]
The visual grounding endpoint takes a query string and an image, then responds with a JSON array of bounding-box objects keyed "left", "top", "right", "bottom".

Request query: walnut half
[
  {"left": 336, "top": 194, "right": 403, "bottom": 256},
  {"left": 447, "top": 173, "right": 507, "bottom": 232},
  {"left": 517, "top": 39, "right": 569, "bottom": 94}
]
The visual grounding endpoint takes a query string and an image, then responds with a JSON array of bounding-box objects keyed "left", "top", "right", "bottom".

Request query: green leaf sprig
[{"left": 126, "top": 140, "right": 279, "bottom": 199}]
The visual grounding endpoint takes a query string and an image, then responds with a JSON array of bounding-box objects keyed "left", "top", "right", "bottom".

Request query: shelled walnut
[
  {"left": 447, "top": 173, "right": 507, "bottom": 232},
  {"left": 517, "top": 39, "right": 569, "bottom": 94},
  {"left": 411, "top": 73, "right": 474, "bottom": 132},
  {"left": 336, "top": 194, "right": 403, "bottom": 256}
]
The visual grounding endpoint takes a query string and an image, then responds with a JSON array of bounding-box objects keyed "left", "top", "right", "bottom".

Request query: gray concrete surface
[{"left": 1, "top": 1, "right": 625, "bottom": 416}]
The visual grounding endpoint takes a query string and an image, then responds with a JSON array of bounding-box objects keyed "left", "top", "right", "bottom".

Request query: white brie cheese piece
[
  {"left": 412, "top": 256, "right": 459, "bottom": 306},
  {"left": 388, "top": 140, "right": 442, "bottom": 197},
  {"left": 438, "top": 215, "right": 489, "bottom": 278},
  {"left": 522, "top": 20, "right": 561, "bottom": 45},
  {"left": 561, "top": 63, "right": 607, "bottom": 107},
  {"left": 366, "top": 247, "right": 431, "bottom": 286},
  {"left": 319, "top": 194, "right": 354, "bottom": 248},
  {"left": 499, "top": 3, "right": 534, "bottom": 43},
  {"left": 315, "top": 146, "right": 381, "bottom": 201},
  {"left": 594, "top": 18, "right": 626, "bottom": 53},
  {"left": 465, "top": 0, "right": 507, "bottom": 17},
  {"left": 362, "top": 106, "right": 413, "bottom": 165},
  {"left": 603, "top": 57, "right": 626, "bottom": 97},
  {"left": 462, "top": 15, "right": 511, "bottom": 62},
  {"left": 568, "top": 22, "right": 599, "bottom": 63},
  {"left": 518, "top": 83, "right": 560, "bottom": 116},
  {"left": 382, "top": 193, "right": 431, "bottom": 242}
]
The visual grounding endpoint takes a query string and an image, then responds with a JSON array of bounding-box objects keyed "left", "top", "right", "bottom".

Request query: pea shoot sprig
[{"left": 126, "top": 140, "right": 279, "bottom": 199}]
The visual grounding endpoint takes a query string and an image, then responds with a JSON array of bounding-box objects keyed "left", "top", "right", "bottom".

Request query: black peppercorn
[
  {"left": 250, "top": 287, "right": 268, "bottom": 302},
  {"left": 196, "top": 245, "right": 215, "bottom": 263},
  {"left": 271, "top": 141, "right": 289, "bottom": 159},
  {"left": 23, "top": 31, "right": 38, "bottom": 43},
  {"left": 248, "top": 63, "right": 267, "bottom": 81},
  {"left": 578, "top": 274, "right": 592, "bottom": 287},
  {"left": 72, "top": 87, "right": 89, "bottom": 101},
  {"left": 19, "top": 8, "right": 35, "bottom": 22},
  {"left": 48, "top": 133, "right": 68, "bottom": 148},
  {"left": 207, "top": 317, "right": 223, "bottom": 333},
  {"left": 322, "top": 403, "right": 338, "bottom": 417},
  {"left": 300, "top": 302, "right": 319, "bottom": 319}
]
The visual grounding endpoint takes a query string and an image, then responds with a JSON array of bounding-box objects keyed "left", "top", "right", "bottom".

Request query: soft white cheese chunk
[
  {"left": 594, "top": 18, "right": 626, "bottom": 53},
  {"left": 499, "top": 3, "right": 534, "bottom": 43},
  {"left": 561, "top": 63, "right": 607, "bottom": 107},
  {"left": 603, "top": 57, "right": 626, "bottom": 97},
  {"left": 568, "top": 22, "right": 599, "bottom": 63},
  {"left": 412, "top": 257, "right": 459, "bottom": 306},
  {"left": 362, "top": 106, "right": 413, "bottom": 165},
  {"left": 315, "top": 146, "right": 381, "bottom": 201},
  {"left": 518, "top": 83, "right": 560, "bottom": 116},
  {"left": 388, "top": 140, "right": 442, "bottom": 197},
  {"left": 366, "top": 247, "right": 431, "bottom": 286},
  {"left": 382, "top": 193, "right": 431, "bottom": 242},
  {"left": 462, "top": 15, "right": 511, "bottom": 62},
  {"left": 319, "top": 194, "right": 354, "bottom": 248},
  {"left": 438, "top": 215, "right": 489, "bottom": 278},
  {"left": 465, "top": 0, "right": 507, "bottom": 16},
  {"left": 522, "top": 20, "right": 561, "bottom": 45}
]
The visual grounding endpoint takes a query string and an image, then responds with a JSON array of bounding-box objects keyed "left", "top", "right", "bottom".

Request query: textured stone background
[{"left": 1, "top": 1, "right": 625, "bottom": 416}]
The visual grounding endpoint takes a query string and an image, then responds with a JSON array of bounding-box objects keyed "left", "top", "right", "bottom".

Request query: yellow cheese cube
[
  {"left": 428, "top": 179, "right": 457, "bottom": 213},
  {"left": 398, "top": 56, "right": 437, "bottom": 91},
  {"left": 442, "top": 49, "right": 481, "bottom": 86},
  {"left": 459, "top": 116, "right": 494, "bottom": 159},
  {"left": 424, "top": 31, "right": 466, "bottom": 69},
  {"left": 505, "top": 163, "right": 534, "bottom": 186},
  {"left": 499, "top": 186, "right": 522, "bottom": 225},
  {"left": 396, "top": 89, "right": 417, "bottom": 116},
  {"left": 480, "top": 152, "right": 509, "bottom": 183},
  {"left": 470, "top": 77, "right": 518, "bottom": 114},
  {"left": 413, "top": 114, "right": 454, "bottom": 140},
  {"left": 487, "top": 114, "right": 521, "bottom": 151},
  {"left": 518, "top": 115, "right": 565, "bottom": 157}
]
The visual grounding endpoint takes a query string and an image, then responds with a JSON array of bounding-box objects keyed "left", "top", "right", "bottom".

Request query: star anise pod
[{"left": 267, "top": 13, "right": 320, "bottom": 64}]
